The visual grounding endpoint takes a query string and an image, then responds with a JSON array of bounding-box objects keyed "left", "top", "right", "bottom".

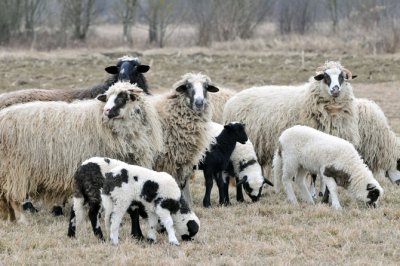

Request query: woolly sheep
[
  {"left": 152, "top": 73, "right": 219, "bottom": 206},
  {"left": 273, "top": 125, "right": 383, "bottom": 210},
  {"left": 204, "top": 122, "right": 273, "bottom": 204},
  {"left": 355, "top": 98, "right": 400, "bottom": 184},
  {"left": 198, "top": 122, "right": 248, "bottom": 207},
  {"left": 0, "top": 82, "right": 163, "bottom": 223},
  {"left": 101, "top": 164, "right": 200, "bottom": 245},
  {"left": 209, "top": 88, "right": 236, "bottom": 123},
  {"left": 223, "top": 61, "right": 359, "bottom": 180},
  {"left": 0, "top": 56, "right": 151, "bottom": 110},
  {"left": 68, "top": 157, "right": 199, "bottom": 243}
]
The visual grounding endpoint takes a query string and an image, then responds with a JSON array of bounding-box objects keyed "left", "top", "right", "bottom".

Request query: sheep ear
[
  {"left": 237, "top": 176, "right": 248, "bottom": 186},
  {"left": 175, "top": 84, "right": 186, "bottom": 93},
  {"left": 105, "top": 66, "right": 119, "bottom": 74},
  {"left": 137, "top": 65, "right": 150, "bottom": 73},
  {"left": 224, "top": 124, "right": 233, "bottom": 130},
  {"left": 263, "top": 177, "right": 274, "bottom": 187},
  {"left": 207, "top": 85, "right": 219, "bottom": 93},
  {"left": 314, "top": 74, "right": 324, "bottom": 81},
  {"left": 350, "top": 74, "right": 357, "bottom": 80},
  {"left": 367, "top": 184, "right": 376, "bottom": 191},
  {"left": 97, "top": 94, "right": 107, "bottom": 102}
]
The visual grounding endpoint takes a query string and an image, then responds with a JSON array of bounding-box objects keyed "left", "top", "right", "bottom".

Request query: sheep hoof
[
  {"left": 22, "top": 202, "right": 38, "bottom": 213},
  {"left": 395, "top": 180, "right": 400, "bottom": 186},
  {"left": 51, "top": 206, "right": 64, "bottom": 216},
  {"left": 170, "top": 240, "right": 180, "bottom": 246},
  {"left": 147, "top": 238, "right": 156, "bottom": 244}
]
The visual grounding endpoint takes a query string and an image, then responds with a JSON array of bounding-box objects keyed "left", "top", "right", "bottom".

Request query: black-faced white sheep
[
  {"left": 273, "top": 125, "right": 383, "bottom": 210},
  {"left": 68, "top": 157, "right": 199, "bottom": 243},
  {"left": 355, "top": 98, "right": 400, "bottom": 184},
  {"left": 0, "top": 82, "right": 163, "bottom": 223},
  {"left": 101, "top": 164, "right": 200, "bottom": 245},
  {"left": 152, "top": 73, "right": 219, "bottom": 206},
  {"left": 0, "top": 56, "right": 150, "bottom": 110},
  {"left": 223, "top": 61, "right": 359, "bottom": 181},
  {"left": 198, "top": 122, "right": 248, "bottom": 208}
]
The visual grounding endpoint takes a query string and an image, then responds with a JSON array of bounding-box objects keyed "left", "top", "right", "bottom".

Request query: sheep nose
[
  {"left": 194, "top": 99, "right": 204, "bottom": 108},
  {"left": 330, "top": 86, "right": 340, "bottom": 97}
]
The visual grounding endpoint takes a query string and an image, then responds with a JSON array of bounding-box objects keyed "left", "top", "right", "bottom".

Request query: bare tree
[
  {"left": 23, "top": 0, "right": 45, "bottom": 38},
  {"left": 325, "top": 0, "right": 339, "bottom": 32},
  {"left": 114, "top": 0, "right": 137, "bottom": 45},
  {"left": 60, "top": 0, "right": 97, "bottom": 41},
  {"left": 276, "top": 0, "right": 317, "bottom": 34},
  {"left": 0, "top": 0, "right": 24, "bottom": 44}
]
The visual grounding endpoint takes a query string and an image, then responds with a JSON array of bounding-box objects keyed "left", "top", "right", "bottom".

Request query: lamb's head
[
  {"left": 105, "top": 56, "right": 150, "bottom": 93},
  {"left": 172, "top": 197, "right": 200, "bottom": 241},
  {"left": 224, "top": 122, "right": 248, "bottom": 145},
  {"left": 350, "top": 171, "right": 383, "bottom": 208},
  {"left": 174, "top": 73, "right": 219, "bottom": 113},
  {"left": 313, "top": 61, "right": 357, "bottom": 98},
  {"left": 237, "top": 174, "right": 273, "bottom": 202},
  {"left": 97, "top": 82, "right": 143, "bottom": 119}
]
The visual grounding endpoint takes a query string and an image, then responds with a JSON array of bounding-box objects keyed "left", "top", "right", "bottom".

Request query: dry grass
[{"left": 0, "top": 47, "right": 399, "bottom": 265}]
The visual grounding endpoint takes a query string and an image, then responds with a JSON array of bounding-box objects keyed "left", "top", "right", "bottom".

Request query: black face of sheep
[
  {"left": 366, "top": 183, "right": 380, "bottom": 208},
  {"left": 314, "top": 68, "right": 357, "bottom": 98},
  {"left": 176, "top": 81, "right": 219, "bottom": 113},
  {"left": 97, "top": 88, "right": 141, "bottom": 119},
  {"left": 224, "top": 122, "right": 248, "bottom": 144},
  {"left": 105, "top": 57, "right": 150, "bottom": 92},
  {"left": 238, "top": 176, "right": 273, "bottom": 202},
  {"left": 181, "top": 220, "right": 200, "bottom": 241}
]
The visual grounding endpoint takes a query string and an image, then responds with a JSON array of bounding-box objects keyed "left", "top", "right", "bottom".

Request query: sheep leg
[
  {"left": 236, "top": 177, "right": 245, "bottom": 202},
  {"left": 323, "top": 176, "right": 341, "bottom": 210},
  {"left": 109, "top": 200, "right": 129, "bottom": 245},
  {"left": 222, "top": 172, "right": 231, "bottom": 205},
  {"left": 68, "top": 197, "right": 85, "bottom": 238},
  {"left": 319, "top": 176, "right": 326, "bottom": 197},
  {"left": 67, "top": 206, "right": 76, "bottom": 238},
  {"left": 101, "top": 195, "right": 113, "bottom": 236},
  {"left": 10, "top": 200, "right": 27, "bottom": 224},
  {"left": 88, "top": 202, "right": 104, "bottom": 241},
  {"left": 309, "top": 174, "right": 317, "bottom": 199},
  {"left": 203, "top": 169, "right": 214, "bottom": 208},
  {"left": 295, "top": 168, "right": 314, "bottom": 204},
  {"left": 127, "top": 206, "right": 144, "bottom": 240},
  {"left": 156, "top": 206, "right": 179, "bottom": 246},
  {"left": 321, "top": 187, "right": 330, "bottom": 204},
  {"left": 215, "top": 172, "right": 227, "bottom": 206},
  {"left": 282, "top": 165, "right": 298, "bottom": 205},
  {"left": 146, "top": 212, "right": 159, "bottom": 243},
  {"left": 181, "top": 178, "right": 193, "bottom": 207},
  {"left": 272, "top": 150, "right": 283, "bottom": 194}
]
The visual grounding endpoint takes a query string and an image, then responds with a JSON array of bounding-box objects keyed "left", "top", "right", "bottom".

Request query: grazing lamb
[
  {"left": 101, "top": 164, "right": 200, "bottom": 245},
  {"left": 152, "top": 73, "right": 219, "bottom": 206},
  {"left": 68, "top": 157, "right": 200, "bottom": 243},
  {"left": 0, "top": 82, "right": 163, "bottom": 222},
  {"left": 355, "top": 98, "right": 400, "bottom": 184},
  {"left": 223, "top": 61, "right": 359, "bottom": 183},
  {"left": 0, "top": 56, "right": 150, "bottom": 110},
  {"left": 273, "top": 125, "right": 383, "bottom": 210},
  {"left": 198, "top": 122, "right": 248, "bottom": 208}
]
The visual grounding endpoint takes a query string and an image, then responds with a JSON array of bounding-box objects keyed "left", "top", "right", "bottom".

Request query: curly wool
[
  {"left": 209, "top": 88, "right": 236, "bottom": 123},
  {"left": 223, "top": 63, "right": 359, "bottom": 170},
  {"left": 0, "top": 82, "right": 163, "bottom": 205},
  {"left": 153, "top": 74, "right": 213, "bottom": 185},
  {"left": 356, "top": 98, "right": 399, "bottom": 176}
]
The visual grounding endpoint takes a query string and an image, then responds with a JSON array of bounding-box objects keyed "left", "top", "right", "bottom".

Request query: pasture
[{"left": 0, "top": 48, "right": 399, "bottom": 265}]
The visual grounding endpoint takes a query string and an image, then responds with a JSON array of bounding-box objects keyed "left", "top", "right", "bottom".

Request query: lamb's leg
[
  {"left": 321, "top": 187, "right": 330, "bottom": 204},
  {"left": 215, "top": 172, "right": 227, "bottom": 206},
  {"left": 282, "top": 165, "right": 298, "bottom": 205},
  {"left": 323, "top": 176, "right": 341, "bottom": 210},
  {"left": 309, "top": 174, "right": 317, "bottom": 199},
  {"left": 222, "top": 172, "right": 231, "bottom": 205},
  {"left": 127, "top": 206, "right": 144, "bottom": 240},
  {"left": 69, "top": 197, "right": 85, "bottom": 238},
  {"left": 295, "top": 168, "right": 314, "bottom": 204},
  {"left": 319, "top": 176, "right": 326, "bottom": 197},
  {"left": 146, "top": 212, "right": 159, "bottom": 243},
  {"left": 203, "top": 169, "right": 214, "bottom": 208},
  {"left": 67, "top": 205, "right": 76, "bottom": 238},
  {"left": 156, "top": 207, "right": 179, "bottom": 246},
  {"left": 88, "top": 202, "right": 104, "bottom": 241},
  {"left": 236, "top": 177, "right": 245, "bottom": 202},
  {"left": 109, "top": 199, "right": 130, "bottom": 245},
  {"left": 101, "top": 195, "right": 113, "bottom": 235}
]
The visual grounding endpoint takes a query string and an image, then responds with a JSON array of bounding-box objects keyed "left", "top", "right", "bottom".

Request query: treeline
[{"left": 0, "top": 0, "right": 399, "bottom": 52}]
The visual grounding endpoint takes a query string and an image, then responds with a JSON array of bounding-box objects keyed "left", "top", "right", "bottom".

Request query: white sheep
[
  {"left": 68, "top": 157, "right": 200, "bottom": 243},
  {"left": 101, "top": 164, "right": 200, "bottom": 245},
  {"left": 223, "top": 61, "right": 359, "bottom": 182},
  {"left": 209, "top": 88, "right": 236, "bottom": 123},
  {"left": 0, "top": 82, "right": 163, "bottom": 223},
  {"left": 152, "top": 73, "right": 219, "bottom": 206},
  {"left": 273, "top": 125, "right": 383, "bottom": 210}
]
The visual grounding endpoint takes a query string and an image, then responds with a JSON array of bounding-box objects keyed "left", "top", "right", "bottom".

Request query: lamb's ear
[
  {"left": 367, "top": 184, "right": 376, "bottom": 191},
  {"left": 207, "top": 84, "right": 219, "bottom": 93},
  {"left": 237, "top": 176, "right": 248, "bottom": 186},
  {"left": 105, "top": 66, "right": 119, "bottom": 74},
  {"left": 314, "top": 73, "right": 324, "bottom": 81},
  {"left": 224, "top": 123, "right": 233, "bottom": 130},
  {"left": 263, "top": 177, "right": 274, "bottom": 187},
  {"left": 137, "top": 65, "right": 150, "bottom": 73},
  {"left": 97, "top": 94, "right": 107, "bottom": 102}
]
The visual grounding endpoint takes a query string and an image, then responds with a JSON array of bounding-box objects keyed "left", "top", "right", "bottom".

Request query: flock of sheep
[{"left": 0, "top": 56, "right": 398, "bottom": 246}]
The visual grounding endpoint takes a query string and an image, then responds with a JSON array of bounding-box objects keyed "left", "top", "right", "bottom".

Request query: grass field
[{"left": 0, "top": 47, "right": 399, "bottom": 265}]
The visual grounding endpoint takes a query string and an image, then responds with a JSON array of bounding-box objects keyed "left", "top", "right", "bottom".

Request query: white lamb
[
  {"left": 101, "top": 164, "right": 200, "bottom": 245},
  {"left": 273, "top": 125, "right": 383, "bottom": 210}
]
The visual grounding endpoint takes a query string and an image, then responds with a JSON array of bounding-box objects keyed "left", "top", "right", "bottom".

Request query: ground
[{"left": 0, "top": 48, "right": 399, "bottom": 265}]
